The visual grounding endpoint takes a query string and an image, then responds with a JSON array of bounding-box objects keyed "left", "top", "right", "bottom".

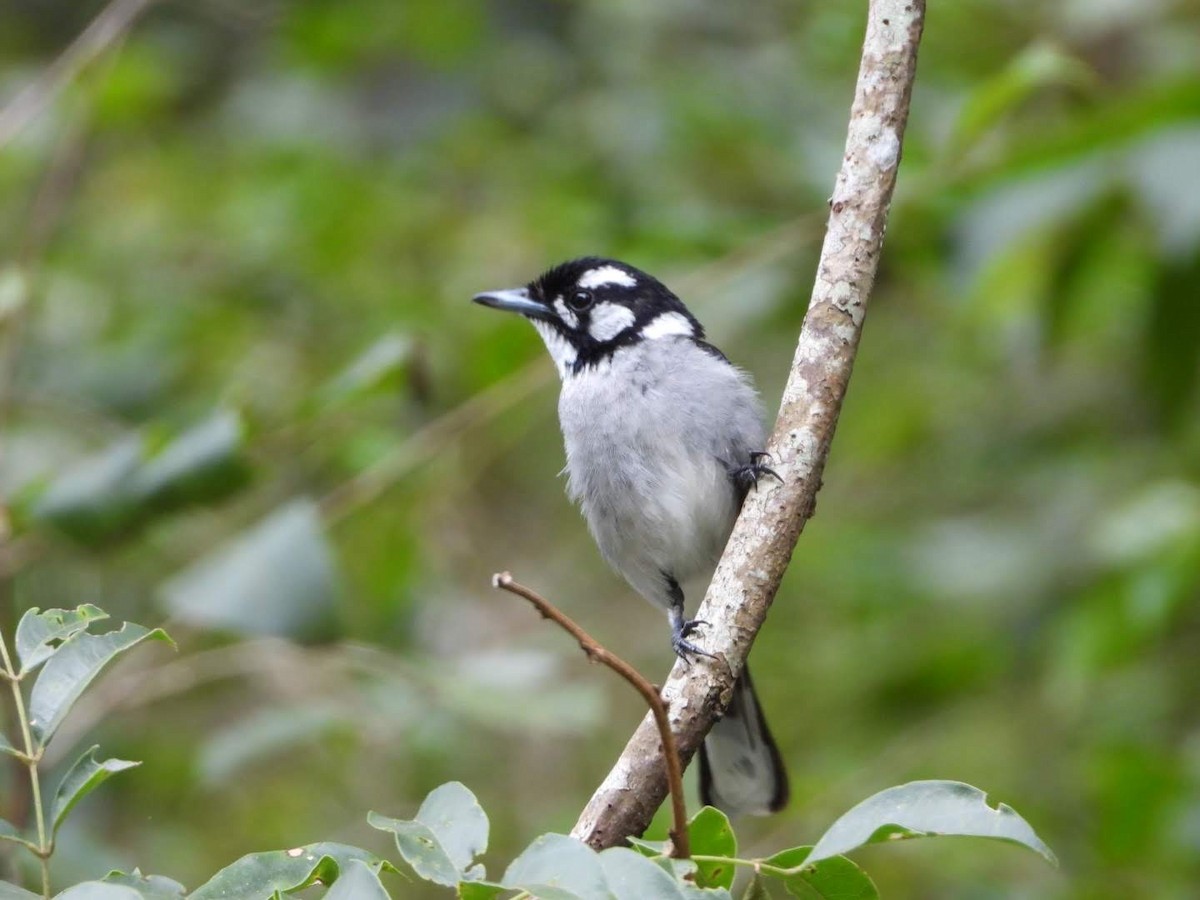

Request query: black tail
[{"left": 698, "top": 664, "right": 789, "bottom": 816}]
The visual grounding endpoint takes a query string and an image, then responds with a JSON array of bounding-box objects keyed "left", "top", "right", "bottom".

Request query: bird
[{"left": 473, "top": 256, "right": 788, "bottom": 817}]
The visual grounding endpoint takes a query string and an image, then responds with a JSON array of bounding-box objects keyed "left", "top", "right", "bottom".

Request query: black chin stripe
[
  {"left": 570, "top": 348, "right": 616, "bottom": 374},
  {"left": 567, "top": 334, "right": 728, "bottom": 375}
]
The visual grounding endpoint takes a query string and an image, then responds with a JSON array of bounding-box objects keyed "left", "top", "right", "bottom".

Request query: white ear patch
[
  {"left": 578, "top": 265, "right": 636, "bottom": 289},
  {"left": 587, "top": 302, "right": 636, "bottom": 342},
  {"left": 532, "top": 320, "right": 578, "bottom": 379},
  {"left": 641, "top": 311, "right": 695, "bottom": 340}
]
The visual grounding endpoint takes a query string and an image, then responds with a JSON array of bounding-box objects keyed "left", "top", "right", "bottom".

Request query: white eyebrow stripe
[
  {"left": 641, "top": 311, "right": 695, "bottom": 340},
  {"left": 578, "top": 265, "right": 636, "bottom": 289},
  {"left": 588, "top": 302, "right": 636, "bottom": 342}
]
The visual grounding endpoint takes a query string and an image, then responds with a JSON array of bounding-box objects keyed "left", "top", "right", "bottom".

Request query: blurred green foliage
[{"left": 1, "top": 0, "right": 1199, "bottom": 897}]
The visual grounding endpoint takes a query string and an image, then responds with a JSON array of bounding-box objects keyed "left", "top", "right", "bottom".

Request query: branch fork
[{"left": 491, "top": 572, "right": 692, "bottom": 860}]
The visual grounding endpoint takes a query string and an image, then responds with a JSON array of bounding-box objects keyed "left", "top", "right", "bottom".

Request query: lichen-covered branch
[{"left": 571, "top": 0, "right": 927, "bottom": 849}]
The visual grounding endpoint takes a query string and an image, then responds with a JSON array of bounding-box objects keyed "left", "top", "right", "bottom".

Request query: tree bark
[{"left": 571, "top": 0, "right": 927, "bottom": 849}]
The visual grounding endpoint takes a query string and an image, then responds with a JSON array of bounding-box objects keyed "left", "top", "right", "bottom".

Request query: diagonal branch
[{"left": 571, "top": 0, "right": 927, "bottom": 849}]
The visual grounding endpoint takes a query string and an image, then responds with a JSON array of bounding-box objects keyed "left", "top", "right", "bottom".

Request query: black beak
[{"left": 471, "top": 287, "right": 553, "bottom": 320}]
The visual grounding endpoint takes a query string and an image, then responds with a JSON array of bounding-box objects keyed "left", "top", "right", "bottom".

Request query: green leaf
[
  {"left": 28, "top": 413, "right": 250, "bottom": 543},
  {"left": 599, "top": 847, "right": 686, "bottom": 900},
  {"left": 0, "top": 880, "right": 39, "bottom": 900},
  {"left": 367, "top": 816, "right": 456, "bottom": 888},
  {"left": 28, "top": 623, "right": 173, "bottom": 747},
  {"left": 682, "top": 886, "right": 733, "bottom": 900},
  {"left": 740, "top": 875, "right": 774, "bottom": 900},
  {"left": 763, "top": 847, "right": 810, "bottom": 869},
  {"left": 367, "top": 813, "right": 461, "bottom": 887},
  {"left": 189, "top": 843, "right": 380, "bottom": 900},
  {"left": 0, "top": 731, "right": 16, "bottom": 757},
  {"left": 806, "top": 781, "right": 1057, "bottom": 867},
  {"left": 457, "top": 883, "right": 507, "bottom": 900},
  {"left": 368, "top": 782, "right": 489, "bottom": 885},
  {"left": 31, "top": 436, "right": 143, "bottom": 542},
  {"left": 501, "top": 833, "right": 607, "bottom": 899},
  {"left": 661, "top": 860, "right": 728, "bottom": 898},
  {"left": 15, "top": 605, "right": 109, "bottom": 675},
  {"left": 53, "top": 885, "right": 142, "bottom": 900},
  {"left": 53, "top": 745, "right": 140, "bottom": 835},
  {"left": 325, "top": 858, "right": 390, "bottom": 899},
  {"left": 688, "top": 807, "right": 736, "bottom": 890},
  {"left": 129, "top": 410, "right": 250, "bottom": 513},
  {"left": 765, "top": 847, "right": 879, "bottom": 899},
  {"left": 949, "top": 42, "right": 1097, "bottom": 157},
  {"left": 626, "top": 837, "right": 669, "bottom": 858},
  {"left": 412, "top": 781, "right": 489, "bottom": 875},
  {"left": 319, "top": 333, "right": 412, "bottom": 406},
  {"left": 159, "top": 499, "right": 338, "bottom": 639},
  {"left": 966, "top": 79, "right": 1200, "bottom": 191},
  {"left": 1143, "top": 251, "right": 1200, "bottom": 425},
  {"left": 100, "top": 870, "right": 186, "bottom": 899}
]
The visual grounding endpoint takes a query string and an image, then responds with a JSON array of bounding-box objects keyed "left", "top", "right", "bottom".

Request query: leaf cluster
[{"left": 4, "top": 778, "right": 1056, "bottom": 900}]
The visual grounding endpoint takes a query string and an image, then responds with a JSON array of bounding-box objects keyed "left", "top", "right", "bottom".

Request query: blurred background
[{"left": 1, "top": 0, "right": 1199, "bottom": 897}]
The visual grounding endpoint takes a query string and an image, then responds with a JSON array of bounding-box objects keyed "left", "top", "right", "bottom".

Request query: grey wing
[{"left": 686, "top": 349, "right": 767, "bottom": 499}]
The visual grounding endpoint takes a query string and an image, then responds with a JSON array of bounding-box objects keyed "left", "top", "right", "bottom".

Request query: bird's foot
[
  {"left": 672, "top": 618, "right": 714, "bottom": 664},
  {"left": 733, "top": 451, "right": 783, "bottom": 492}
]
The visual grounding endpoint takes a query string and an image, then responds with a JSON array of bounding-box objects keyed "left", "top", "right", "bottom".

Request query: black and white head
[{"left": 472, "top": 257, "right": 704, "bottom": 377}]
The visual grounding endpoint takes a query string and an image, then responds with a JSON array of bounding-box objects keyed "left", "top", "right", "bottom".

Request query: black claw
[
  {"left": 672, "top": 634, "right": 714, "bottom": 664},
  {"left": 680, "top": 619, "right": 708, "bottom": 638},
  {"left": 750, "top": 452, "right": 784, "bottom": 482},
  {"left": 758, "top": 465, "right": 783, "bottom": 484},
  {"left": 665, "top": 573, "right": 711, "bottom": 663},
  {"left": 671, "top": 616, "right": 713, "bottom": 663},
  {"left": 733, "top": 451, "right": 784, "bottom": 492}
]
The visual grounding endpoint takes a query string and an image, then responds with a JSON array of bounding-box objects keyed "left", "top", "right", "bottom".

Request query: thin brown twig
[{"left": 491, "top": 572, "right": 691, "bottom": 860}]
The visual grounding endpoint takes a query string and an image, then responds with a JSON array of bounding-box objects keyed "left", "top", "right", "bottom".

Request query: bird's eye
[{"left": 567, "top": 289, "right": 594, "bottom": 312}]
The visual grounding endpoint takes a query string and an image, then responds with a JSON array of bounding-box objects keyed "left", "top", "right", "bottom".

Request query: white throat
[{"left": 532, "top": 320, "right": 578, "bottom": 378}]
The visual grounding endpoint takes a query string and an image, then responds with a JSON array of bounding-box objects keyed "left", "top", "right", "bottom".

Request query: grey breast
[{"left": 557, "top": 338, "right": 765, "bottom": 610}]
